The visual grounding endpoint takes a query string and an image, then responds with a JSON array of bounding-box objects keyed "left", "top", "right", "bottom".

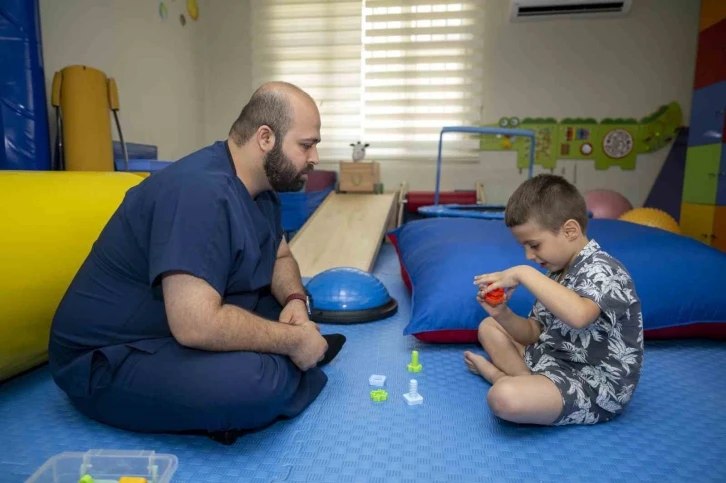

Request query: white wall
[
  {"left": 320, "top": 0, "right": 699, "bottom": 207},
  {"left": 471, "top": 0, "right": 701, "bottom": 207},
  {"left": 39, "top": 0, "right": 700, "bottom": 207},
  {"left": 39, "top": 0, "right": 207, "bottom": 161},
  {"left": 199, "top": 0, "right": 254, "bottom": 145}
]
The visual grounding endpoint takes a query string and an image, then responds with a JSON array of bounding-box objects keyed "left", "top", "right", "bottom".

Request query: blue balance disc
[{"left": 305, "top": 267, "right": 398, "bottom": 324}]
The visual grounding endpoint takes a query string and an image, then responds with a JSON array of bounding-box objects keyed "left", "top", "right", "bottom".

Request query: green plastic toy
[
  {"left": 407, "top": 350, "right": 422, "bottom": 373},
  {"left": 78, "top": 475, "right": 94, "bottom": 483},
  {"left": 370, "top": 389, "right": 388, "bottom": 402}
]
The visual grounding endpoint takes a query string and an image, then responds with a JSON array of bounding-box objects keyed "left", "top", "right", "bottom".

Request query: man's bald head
[{"left": 229, "top": 82, "right": 316, "bottom": 147}]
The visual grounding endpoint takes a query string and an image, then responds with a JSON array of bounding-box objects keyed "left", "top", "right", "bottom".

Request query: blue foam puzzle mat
[{"left": 2, "top": 244, "right": 726, "bottom": 482}]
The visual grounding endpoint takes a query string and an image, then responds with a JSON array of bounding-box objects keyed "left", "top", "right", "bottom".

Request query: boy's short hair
[{"left": 504, "top": 174, "right": 589, "bottom": 233}]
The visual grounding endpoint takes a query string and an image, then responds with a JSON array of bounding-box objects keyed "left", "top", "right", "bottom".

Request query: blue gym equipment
[
  {"left": 417, "top": 125, "right": 536, "bottom": 219},
  {"left": 0, "top": 0, "right": 51, "bottom": 171},
  {"left": 305, "top": 267, "right": 398, "bottom": 324},
  {"left": 418, "top": 202, "right": 510, "bottom": 219}
]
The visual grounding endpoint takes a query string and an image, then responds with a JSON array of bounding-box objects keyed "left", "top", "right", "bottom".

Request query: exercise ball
[
  {"left": 584, "top": 189, "right": 633, "bottom": 219},
  {"left": 305, "top": 267, "right": 398, "bottom": 324},
  {"left": 619, "top": 208, "right": 681, "bottom": 234}
]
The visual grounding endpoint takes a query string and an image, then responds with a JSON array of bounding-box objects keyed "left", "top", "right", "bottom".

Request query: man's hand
[
  {"left": 162, "top": 272, "right": 309, "bottom": 355},
  {"left": 279, "top": 299, "right": 310, "bottom": 326},
  {"left": 289, "top": 322, "right": 328, "bottom": 370}
]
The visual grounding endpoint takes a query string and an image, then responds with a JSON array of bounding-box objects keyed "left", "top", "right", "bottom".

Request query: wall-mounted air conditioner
[{"left": 510, "top": 0, "right": 633, "bottom": 21}]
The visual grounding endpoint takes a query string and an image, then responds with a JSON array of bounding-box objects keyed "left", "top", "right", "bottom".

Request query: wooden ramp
[{"left": 289, "top": 191, "right": 398, "bottom": 278}]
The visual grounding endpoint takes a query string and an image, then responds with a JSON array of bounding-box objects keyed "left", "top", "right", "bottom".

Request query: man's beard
[{"left": 263, "top": 141, "right": 311, "bottom": 192}]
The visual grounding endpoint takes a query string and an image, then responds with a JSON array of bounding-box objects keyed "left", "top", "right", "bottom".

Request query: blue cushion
[
  {"left": 388, "top": 217, "right": 726, "bottom": 341},
  {"left": 280, "top": 186, "right": 334, "bottom": 233}
]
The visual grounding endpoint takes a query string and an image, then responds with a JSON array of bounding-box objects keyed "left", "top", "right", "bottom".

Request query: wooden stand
[{"left": 338, "top": 161, "right": 382, "bottom": 193}]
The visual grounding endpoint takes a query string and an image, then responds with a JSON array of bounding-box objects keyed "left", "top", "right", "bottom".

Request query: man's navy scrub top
[{"left": 48, "top": 140, "right": 315, "bottom": 403}]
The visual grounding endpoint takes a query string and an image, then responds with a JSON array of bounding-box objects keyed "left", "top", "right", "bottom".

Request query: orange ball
[{"left": 618, "top": 208, "right": 681, "bottom": 234}]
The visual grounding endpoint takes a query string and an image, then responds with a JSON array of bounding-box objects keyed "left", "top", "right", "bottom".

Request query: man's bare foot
[{"left": 464, "top": 351, "right": 506, "bottom": 384}]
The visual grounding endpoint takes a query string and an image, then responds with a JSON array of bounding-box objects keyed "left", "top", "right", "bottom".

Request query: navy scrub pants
[{"left": 68, "top": 292, "right": 328, "bottom": 435}]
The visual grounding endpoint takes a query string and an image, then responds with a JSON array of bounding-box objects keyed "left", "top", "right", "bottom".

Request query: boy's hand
[
  {"left": 473, "top": 266, "right": 523, "bottom": 293},
  {"left": 474, "top": 266, "right": 528, "bottom": 317},
  {"left": 476, "top": 288, "right": 513, "bottom": 317}
]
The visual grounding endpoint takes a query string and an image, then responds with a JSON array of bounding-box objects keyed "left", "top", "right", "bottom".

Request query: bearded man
[{"left": 48, "top": 82, "right": 345, "bottom": 442}]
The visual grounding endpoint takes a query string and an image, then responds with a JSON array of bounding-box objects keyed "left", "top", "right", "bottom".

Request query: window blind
[
  {"left": 362, "top": 0, "right": 485, "bottom": 162},
  {"left": 250, "top": 0, "right": 364, "bottom": 162},
  {"left": 250, "top": 0, "right": 485, "bottom": 163}
]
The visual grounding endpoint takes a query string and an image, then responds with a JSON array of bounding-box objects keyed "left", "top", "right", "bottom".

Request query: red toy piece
[{"left": 484, "top": 284, "right": 505, "bottom": 306}]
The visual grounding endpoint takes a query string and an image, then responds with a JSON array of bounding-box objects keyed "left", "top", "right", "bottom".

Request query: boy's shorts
[{"left": 531, "top": 363, "right": 626, "bottom": 426}]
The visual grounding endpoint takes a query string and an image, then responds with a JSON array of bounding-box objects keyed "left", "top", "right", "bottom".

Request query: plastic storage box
[{"left": 26, "top": 450, "right": 178, "bottom": 483}]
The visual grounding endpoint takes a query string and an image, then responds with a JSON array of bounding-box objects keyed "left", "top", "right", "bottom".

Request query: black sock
[{"left": 320, "top": 334, "right": 346, "bottom": 365}]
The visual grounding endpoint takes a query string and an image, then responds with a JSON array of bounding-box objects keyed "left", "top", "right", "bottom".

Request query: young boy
[{"left": 464, "top": 174, "right": 643, "bottom": 426}]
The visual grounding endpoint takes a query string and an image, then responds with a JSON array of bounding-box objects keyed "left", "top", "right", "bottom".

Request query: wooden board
[{"left": 289, "top": 191, "right": 397, "bottom": 278}]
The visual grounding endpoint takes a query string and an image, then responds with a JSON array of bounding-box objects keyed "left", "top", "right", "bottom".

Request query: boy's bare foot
[{"left": 464, "top": 351, "right": 506, "bottom": 384}]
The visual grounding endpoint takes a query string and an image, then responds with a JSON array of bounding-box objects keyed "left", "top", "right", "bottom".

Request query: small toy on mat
[
  {"left": 407, "top": 350, "right": 422, "bottom": 372},
  {"left": 369, "top": 374, "right": 386, "bottom": 386},
  {"left": 403, "top": 379, "right": 423, "bottom": 405},
  {"left": 78, "top": 477, "right": 148, "bottom": 483},
  {"left": 370, "top": 389, "right": 388, "bottom": 402}
]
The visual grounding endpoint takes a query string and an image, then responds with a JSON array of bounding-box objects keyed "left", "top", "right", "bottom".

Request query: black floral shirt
[{"left": 525, "top": 239, "right": 644, "bottom": 424}]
